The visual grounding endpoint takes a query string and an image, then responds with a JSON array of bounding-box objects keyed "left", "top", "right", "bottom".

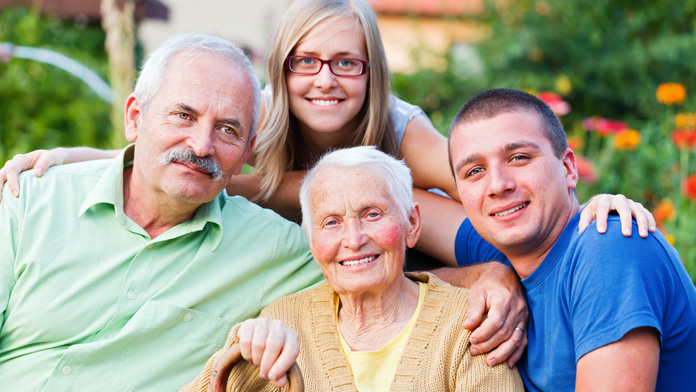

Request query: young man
[{"left": 448, "top": 88, "right": 696, "bottom": 391}]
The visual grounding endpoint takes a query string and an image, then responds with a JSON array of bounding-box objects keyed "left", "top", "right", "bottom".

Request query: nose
[
  {"left": 313, "top": 62, "right": 338, "bottom": 90},
  {"left": 341, "top": 219, "right": 368, "bottom": 250},
  {"left": 186, "top": 124, "right": 215, "bottom": 157},
  {"left": 487, "top": 164, "right": 516, "bottom": 197}
]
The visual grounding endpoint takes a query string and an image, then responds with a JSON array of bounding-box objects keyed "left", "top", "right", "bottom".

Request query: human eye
[
  {"left": 322, "top": 217, "right": 339, "bottom": 228},
  {"left": 364, "top": 209, "right": 382, "bottom": 220},
  {"left": 176, "top": 112, "right": 190, "bottom": 120},
  {"left": 216, "top": 123, "right": 244, "bottom": 144},
  {"left": 291, "top": 56, "right": 318, "bottom": 72},
  {"left": 465, "top": 166, "right": 485, "bottom": 178},
  {"left": 221, "top": 125, "right": 237, "bottom": 136},
  {"left": 333, "top": 58, "right": 360, "bottom": 73},
  {"left": 510, "top": 154, "right": 530, "bottom": 164}
]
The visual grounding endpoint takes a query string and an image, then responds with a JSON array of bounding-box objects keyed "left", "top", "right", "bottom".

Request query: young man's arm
[
  {"left": 576, "top": 327, "right": 660, "bottom": 391},
  {"left": 431, "top": 262, "right": 528, "bottom": 367}
]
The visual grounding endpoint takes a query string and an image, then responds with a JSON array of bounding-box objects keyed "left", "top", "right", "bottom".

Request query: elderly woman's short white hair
[
  {"left": 134, "top": 33, "right": 262, "bottom": 142},
  {"left": 299, "top": 146, "right": 415, "bottom": 240}
]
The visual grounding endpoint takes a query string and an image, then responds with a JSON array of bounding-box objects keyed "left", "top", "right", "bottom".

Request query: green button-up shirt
[{"left": 0, "top": 146, "right": 324, "bottom": 391}]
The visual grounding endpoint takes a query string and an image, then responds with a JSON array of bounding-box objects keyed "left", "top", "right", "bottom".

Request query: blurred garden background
[{"left": 1, "top": 0, "right": 695, "bottom": 282}]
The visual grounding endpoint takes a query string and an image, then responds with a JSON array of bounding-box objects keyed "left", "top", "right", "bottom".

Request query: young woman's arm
[
  {"left": 0, "top": 147, "right": 119, "bottom": 202},
  {"left": 399, "top": 114, "right": 459, "bottom": 200},
  {"left": 225, "top": 171, "right": 306, "bottom": 222}
]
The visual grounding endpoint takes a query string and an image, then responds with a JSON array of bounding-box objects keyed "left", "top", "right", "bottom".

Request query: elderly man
[
  {"left": 0, "top": 34, "right": 528, "bottom": 390},
  {"left": 0, "top": 34, "right": 324, "bottom": 390},
  {"left": 448, "top": 88, "right": 696, "bottom": 391}
]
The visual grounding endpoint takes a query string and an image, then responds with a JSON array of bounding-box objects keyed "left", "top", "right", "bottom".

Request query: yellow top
[{"left": 337, "top": 282, "right": 428, "bottom": 392}]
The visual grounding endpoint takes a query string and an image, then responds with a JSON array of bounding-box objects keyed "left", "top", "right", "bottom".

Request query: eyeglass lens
[{"left": 287, "top": 57, "right": 364, "bottom": 76}]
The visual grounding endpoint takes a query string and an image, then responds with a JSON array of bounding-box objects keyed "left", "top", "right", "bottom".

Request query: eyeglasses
[{"left": 285, "top": 56, "right": 369, "bottom": 76}]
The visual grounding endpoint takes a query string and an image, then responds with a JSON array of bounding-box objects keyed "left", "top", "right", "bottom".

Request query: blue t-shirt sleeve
[
  {"left": 454, "top": 218, "right": 507, "bottom": 266},
  {"left": 568, "top": 219, "right": 682, "bottom": 361}
]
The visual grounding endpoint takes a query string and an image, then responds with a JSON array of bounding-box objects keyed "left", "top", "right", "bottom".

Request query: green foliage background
[
  {"left": 393, "top": 0, "right": 696, "bottom": 132},
  {"left": 393, "top": 0, "right": 696, "bottom": 281},
  {"left": 0, "top": 7, "right": 112, "bottom": 164}
]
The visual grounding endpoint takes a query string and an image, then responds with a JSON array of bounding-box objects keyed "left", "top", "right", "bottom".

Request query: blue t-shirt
[{"left": 455, "top": 213, "right": 696, "bottom": 391}]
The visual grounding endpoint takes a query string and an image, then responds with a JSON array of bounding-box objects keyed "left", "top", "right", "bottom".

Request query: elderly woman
[{"left": 182, "top": 146, "right": 524, "bottom": 391}]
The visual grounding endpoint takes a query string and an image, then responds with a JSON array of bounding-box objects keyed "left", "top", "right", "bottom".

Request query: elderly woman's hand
[
  {"left": 236, "top": 317, "right": 300, "bottom": 388},
  {"left": 462, "top": 262, "right": 528, "bottom": 368}
]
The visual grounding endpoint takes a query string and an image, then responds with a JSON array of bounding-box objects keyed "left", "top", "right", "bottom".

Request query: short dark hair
[{"left": 448, "top": 89, "right": 568, "bottom": 172}]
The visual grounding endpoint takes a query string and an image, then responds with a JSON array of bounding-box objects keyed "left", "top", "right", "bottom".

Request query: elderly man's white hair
[
  {"left": 299, "top": 146, "right": 415, "bottom": 242},
  {"left": 133, "top": 33, "right": 262, "bottom": 143}
]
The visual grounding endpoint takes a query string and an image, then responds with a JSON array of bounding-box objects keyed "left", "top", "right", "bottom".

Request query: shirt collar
[{"left": 79, "top": 145, "right": 224, "bottom": 249}]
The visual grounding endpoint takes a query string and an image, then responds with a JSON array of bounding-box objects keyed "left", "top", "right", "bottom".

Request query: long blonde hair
[{"left": 253, "top": 0, "right": 397, "bottom": 202}]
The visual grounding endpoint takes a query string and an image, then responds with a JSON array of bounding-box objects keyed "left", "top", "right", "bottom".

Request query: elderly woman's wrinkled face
[{"left": 308, "top": 166, "right": 420, "bottom": 296}]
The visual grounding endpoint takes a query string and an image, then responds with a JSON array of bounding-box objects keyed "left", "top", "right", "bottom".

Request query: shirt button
[
  {"left": 62, "top": 366, "right": 71, "bottom": 375},
  {"left": 147, "top": 244, "right": 153, "bottom": 249},
  {"left": 127, "top": 291, "right": 136, "bottom": 300},
  {"left": 183, "top": 313, "right": 192, "bottom": 322}
]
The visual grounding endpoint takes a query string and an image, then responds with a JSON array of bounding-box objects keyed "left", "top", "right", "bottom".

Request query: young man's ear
[
  {"left": 124, "top": 93, "right": 142, "bottom": 143},
  {"left": 562, "top": 148, "right": 579, "bottom": 190}
]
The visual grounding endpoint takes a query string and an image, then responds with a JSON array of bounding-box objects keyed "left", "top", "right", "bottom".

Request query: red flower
[
  {"left": 583, "top": 117, "right": 628, "bottom": 136},
  {"left": 672, "top": 129, "right": 696, "bottom": 150},
  {"left": 538, "top": 92, "right": 571, "bottom": 116},
  {"left": 684, "top": 175, "right": 696, "bottom": 201}
]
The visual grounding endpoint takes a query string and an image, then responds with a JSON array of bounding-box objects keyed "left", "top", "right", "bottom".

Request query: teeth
[
  {"left": 340, "top": 256, "right": 376, "bottom": 266},
  {"left": 493, "top": 202, "right": 529, "bottom": 217},
  {"left": 311, "top": 99, "right": 338, "bottom": 106}
]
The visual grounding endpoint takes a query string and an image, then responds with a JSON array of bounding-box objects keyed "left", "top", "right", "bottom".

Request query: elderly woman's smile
[{"left": 339, "top": 255, "right": 377, "bottom": 267}]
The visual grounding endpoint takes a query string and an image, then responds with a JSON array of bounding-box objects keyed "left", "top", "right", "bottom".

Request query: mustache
[{"left": 158, "top": 148, "right": 223, "bottom": 181}]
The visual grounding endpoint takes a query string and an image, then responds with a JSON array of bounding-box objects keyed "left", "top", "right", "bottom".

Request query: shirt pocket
[{"left": 108, "top": 301, "right": 232, "bottom": 392}]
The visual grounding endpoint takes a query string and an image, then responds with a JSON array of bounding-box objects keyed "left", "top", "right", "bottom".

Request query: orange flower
[
  {"left": 575, "top": 155, "right": 597, "bottom": 185},
  {"left": 672, "top": 129, "right": 696, "bottom": 150},
  {"left": 684, "top": 174, "right": 696, "bottom": 201},
  {"left": 674, "top": 113, "right": 696, "bottom": 129},
  {"left": 653, "top": 199, "right": 676, "bottom": 227},
  {"left": 613, "top": 129, "right": 641, "bottom": 151},
  {"left": 656, "top": 83, "right": 686, "bottom": 105}
]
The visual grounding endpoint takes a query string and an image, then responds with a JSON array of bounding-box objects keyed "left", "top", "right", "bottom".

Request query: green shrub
[{"left": 0, "top": 7, "right": 112, "bottom": 164}]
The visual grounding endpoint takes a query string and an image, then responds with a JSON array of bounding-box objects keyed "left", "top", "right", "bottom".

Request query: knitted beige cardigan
[{"left": 180, "top": 272, "right": 523, "bottom": 392}]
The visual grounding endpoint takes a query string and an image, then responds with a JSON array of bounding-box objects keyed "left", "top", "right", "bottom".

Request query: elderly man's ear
[
  {"left": 124, "top": 93, "right": 142, "bottom": 143},
  {"left": 406, "top": 203, "right": 422, "bottom": 249}
]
